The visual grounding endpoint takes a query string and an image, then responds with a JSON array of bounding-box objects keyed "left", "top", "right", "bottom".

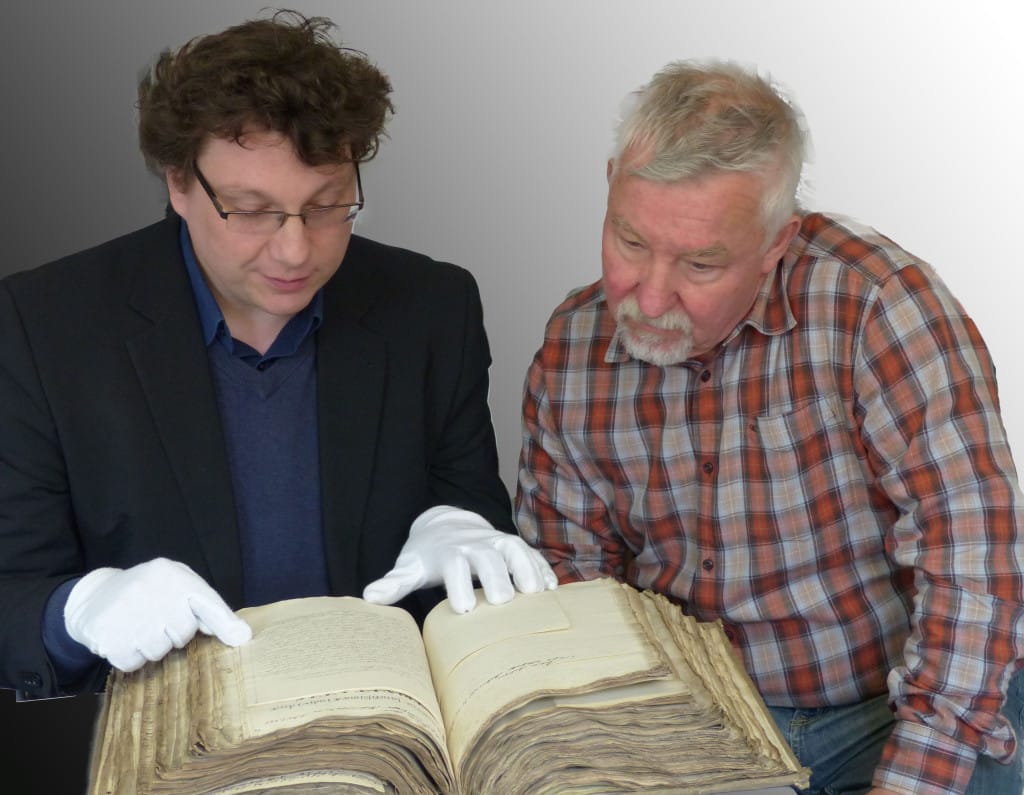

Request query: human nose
[
  {"left": 268, "top": 214, "right": 312, "bottom": 266},
  {"left": 634, "top": 259, "right": 681, "bottom": 318}
]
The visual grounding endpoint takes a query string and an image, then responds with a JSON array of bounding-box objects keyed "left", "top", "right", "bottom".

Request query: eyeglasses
[{"left": 193, "top": 161, "right": 364, "bottom": 235}]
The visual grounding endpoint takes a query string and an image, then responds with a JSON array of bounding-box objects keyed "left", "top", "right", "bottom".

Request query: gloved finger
[
  {"left": 463, "top": 547, "right": 515, "bottom": 607},
  {"left": 496, "top": 539, "right": 548, "bottom": 594},
  {"left": 533, "top": 549, "right": 559, "bottom": 591},
  {"left": 162, "top": 607, "right": 201, "bottom": 649},
  {"left": 134, "top": 628, "right": 175, "bottom": 664},
  {"left": 91, "top": 614, "right": 173, "bottom": 670},
  {"left": 516, "top": 544, "right": 559, "bottom": 592},
  {"left": 188, "top": 592, "right": 252, "bottom": 647},
  {"left": 106, "top": 647, "right": 148, "bottom": 673},
  {"left": 362, "top": 574, "right": 411, "bottom": 605},
  {"left": 442, "top": 555, "right": 478, "bottom": 614},
  {"left": 362, "top": 561, "right": 424, "bottom": 606}
]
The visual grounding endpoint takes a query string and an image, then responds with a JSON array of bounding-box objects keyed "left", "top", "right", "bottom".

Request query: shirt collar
[
  {"left": 179, "top": 220, "right": 323, "bottom": 358},
  {"left": 725, "top": 261, "right": 796, "bottom": 344}
]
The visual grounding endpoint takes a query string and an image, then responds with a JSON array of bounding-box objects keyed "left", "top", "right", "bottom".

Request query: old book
[{"left": 87, "top": 578, "right": 810, "bottom": 794}]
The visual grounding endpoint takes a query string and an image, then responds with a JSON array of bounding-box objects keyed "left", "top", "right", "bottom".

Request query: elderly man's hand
[{"left": 363, "top": 506, "right": 558, "bottom": 613}]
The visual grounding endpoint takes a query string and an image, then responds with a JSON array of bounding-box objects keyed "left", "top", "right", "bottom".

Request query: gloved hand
[
  {"left": 64, "top": 557, "right": 252, "bottom": 672},
  {"left": 363, "top": 506, "right": 558, "bottom": 614}
]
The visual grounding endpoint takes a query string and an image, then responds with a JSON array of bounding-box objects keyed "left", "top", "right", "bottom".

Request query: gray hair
[{"left": 611, "top": 59, "right": 808, "bottom": 239}]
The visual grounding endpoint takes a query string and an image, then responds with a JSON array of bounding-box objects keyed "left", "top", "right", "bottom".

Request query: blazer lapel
[
  {"left": 317, "top": 244, "right": 387, "bottom": 595},
  {"left": 123, "top": 219, "right": 244, "bottom": 606}
]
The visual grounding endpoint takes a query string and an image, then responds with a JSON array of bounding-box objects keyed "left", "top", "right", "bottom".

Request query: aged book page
[
  {"left": 423, "top": 577, "right": 672, "bottom": 770},
  {"left": 218, "top": 596, "right": 445, "bottom": 745}
]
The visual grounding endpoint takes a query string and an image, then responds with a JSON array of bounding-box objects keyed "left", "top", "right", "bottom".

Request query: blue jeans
[{"left": 766, "top": 667, "right": 1024, "bottom": 795}]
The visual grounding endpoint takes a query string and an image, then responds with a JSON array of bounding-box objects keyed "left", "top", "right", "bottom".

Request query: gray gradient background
[{"left": 1, "top": 2, "right": 1022, "bottom": 791}]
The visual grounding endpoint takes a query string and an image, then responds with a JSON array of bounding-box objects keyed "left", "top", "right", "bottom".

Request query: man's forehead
[
  {"left": 609, "top": 215, "right": 733, "bottom": 259},
  {"left": 198, "top": 129, "right": 352, "bottom": 167},
  {"left": 197, "top": 134, "right": 353, "bottom": 185}
]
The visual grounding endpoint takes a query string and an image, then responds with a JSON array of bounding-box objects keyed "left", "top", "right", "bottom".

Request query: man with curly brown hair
[{"left": 0, "top": 10, "right": 554, "bottom": 701}]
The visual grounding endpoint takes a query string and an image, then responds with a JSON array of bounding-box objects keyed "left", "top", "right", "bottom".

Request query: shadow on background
[{"left": 1, "top": 688, "right": 102, "bottom": 793}]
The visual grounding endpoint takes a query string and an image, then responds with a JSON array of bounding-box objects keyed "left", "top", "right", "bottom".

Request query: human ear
[
  {"left": 164, "top": 169, "right": 189, "bottom": 216},
  {"left": 760, "top": 215, "right": 801, "bottom": 274}
]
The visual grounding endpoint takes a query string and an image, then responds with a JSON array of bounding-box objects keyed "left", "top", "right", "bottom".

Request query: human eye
[
  {"left": 304, "top": 203, "right": 341, "bottom": 215},
  {"left": 618, "top": 232, "right": 646, "bottom": 252},
  {"left": 303, "top": 204, "right": 358, "bottom": 229},
  {"left": 225, "top": 210, "right": 283, "bottom": 234},
  {"left": 686, "top": 260, "right": 723, "bottom": 281},
  {"left": 219, "top": 191, "right": 275, "bottom": 212}
]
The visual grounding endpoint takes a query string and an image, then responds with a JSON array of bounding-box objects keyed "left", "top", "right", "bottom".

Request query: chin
[
  {"left": 261, "top": 294, "right": 315, "bottom": 317},
  {"left": 621, "top": 333, "right": 693, "bottom": 366}
]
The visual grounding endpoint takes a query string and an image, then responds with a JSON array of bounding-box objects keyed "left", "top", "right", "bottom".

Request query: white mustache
[{"left": 614, "top": 295, "right": 692, "bottom": 332}]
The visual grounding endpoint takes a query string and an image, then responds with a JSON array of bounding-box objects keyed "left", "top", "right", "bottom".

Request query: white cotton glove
[
  {"left": 362, "top": 506, "right": 558, "bottom": 614},
  {"left": 64, "top": 557, "right": 252, "bottom": 672}
]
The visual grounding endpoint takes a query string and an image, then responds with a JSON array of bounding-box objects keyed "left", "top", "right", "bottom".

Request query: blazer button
[{"left": 21, "top": 672, "right": 42, "bottom": 689}]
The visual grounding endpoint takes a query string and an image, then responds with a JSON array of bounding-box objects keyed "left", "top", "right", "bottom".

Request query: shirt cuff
[
  {"left": 41, "top": 577, "right": 101, "bottom": 683},
  {"left": 875, "top": 719, "right": 978, "bottom": 795}
]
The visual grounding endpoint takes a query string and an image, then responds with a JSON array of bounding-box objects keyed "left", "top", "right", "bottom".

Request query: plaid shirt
[{"left": 516, "top": 212, "right": 1024, "bottom": 794}]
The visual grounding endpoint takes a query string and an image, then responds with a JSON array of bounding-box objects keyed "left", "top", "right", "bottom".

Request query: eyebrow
[
  {"left": 216, "top": 183, "right": 344, "bottom": 203},
  {"left": 211, "top": 170, "right": 356, "bottom": 203},
  {"left": 611, "top": 216, "right": 730, "bottom": 259}
]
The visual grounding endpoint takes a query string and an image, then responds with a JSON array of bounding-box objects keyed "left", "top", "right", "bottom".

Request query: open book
[{"left": 87, "top": 578, "right": 810, "bottom": 794}]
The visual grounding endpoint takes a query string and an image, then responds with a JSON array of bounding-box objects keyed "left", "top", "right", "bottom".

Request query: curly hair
[{"left": 137, "top": 10, "right": 393, "bottom": 180}]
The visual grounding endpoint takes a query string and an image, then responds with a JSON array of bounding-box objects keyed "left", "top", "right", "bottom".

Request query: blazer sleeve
[
  {"left": 424, "top": 266, "right": 514, "bottom": 531},
  {"left": 0, "top": 280, "right": 105, "bottom": 697}
]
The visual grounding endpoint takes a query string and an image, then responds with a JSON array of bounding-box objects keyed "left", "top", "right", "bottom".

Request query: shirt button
[
  {"left": 701, "top": 558, "right": 714, "bottom": 571},
  {"left": 724, "top": 627, "right": 736, "bottom": 642},
  {"left": 256, "top": 361, "right": 268, "bottom": 371},
  {"left": 702, "top": 461, "right": 714, "bottom": 474},
  {"left": 700, "top": 369, "right": 711, "bottom": 382}
]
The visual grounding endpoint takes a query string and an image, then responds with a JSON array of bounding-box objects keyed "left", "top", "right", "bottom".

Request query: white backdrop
[{"left": 3, "top": 0, "right": 1021, "bottom": 494}]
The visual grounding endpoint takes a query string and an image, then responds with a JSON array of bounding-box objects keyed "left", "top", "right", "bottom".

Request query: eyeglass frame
[{"left": 192, "top": 160, "right": 364, "bottom": 231}]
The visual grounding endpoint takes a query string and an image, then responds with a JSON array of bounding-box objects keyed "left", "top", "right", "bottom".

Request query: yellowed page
[
  {"left": 210, "top": 596, "right": 448, "bottom": 759},
  {"left": 422, "top": 578, "right": 670, "bottom": 769}
]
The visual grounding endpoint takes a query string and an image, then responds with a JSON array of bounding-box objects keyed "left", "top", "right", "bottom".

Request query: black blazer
[{"left": 0, "top": 215, "right": 513, "bottom": 698}]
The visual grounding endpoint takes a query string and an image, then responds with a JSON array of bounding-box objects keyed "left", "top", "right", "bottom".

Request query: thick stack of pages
[{"left": 87, "top": 578, "right": 810, "bottom": 794}]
